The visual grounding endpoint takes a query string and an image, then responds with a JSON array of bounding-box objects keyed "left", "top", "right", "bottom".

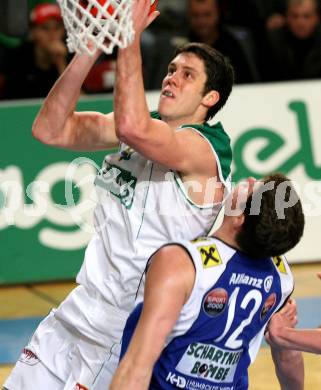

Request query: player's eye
[{"left": 167, "top": 67, "right": 175, "bottom": 75}]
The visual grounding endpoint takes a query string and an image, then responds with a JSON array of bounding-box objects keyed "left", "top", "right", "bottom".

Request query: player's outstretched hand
[
  {"left": 279, "top": 298, "right": 298, "bottom": 324},
  {"left": 265, "top": 298, "right": 298, "bottom": 348},
  {"left": 132, "top": 0, "right": 160, "bottom": 36}
]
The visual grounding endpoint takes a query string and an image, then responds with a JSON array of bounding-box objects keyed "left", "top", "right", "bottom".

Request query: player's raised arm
[
  {"left": 32, "top": 52, "right": 119, "bottom": 151},
  {"left": 114, "top": 0, "right": 232, "bottom": 179},
  {"left": 110, "top": 245, "right": 195, "bottom": 390}
]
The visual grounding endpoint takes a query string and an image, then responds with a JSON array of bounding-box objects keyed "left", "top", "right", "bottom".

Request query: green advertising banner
[
  {"left": 0, "top": 96, "right": 114, "bottom": 284},
  {"left": 1, "top": 80, "right": 321, "bottom": 285}
]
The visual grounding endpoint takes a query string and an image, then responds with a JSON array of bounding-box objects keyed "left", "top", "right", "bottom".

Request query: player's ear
[
  {"left": 233, "top": 213, "right": 245, "bottom": 232},
  {"left": 202, "top": 90, "right": 220, "bottom": 109}
]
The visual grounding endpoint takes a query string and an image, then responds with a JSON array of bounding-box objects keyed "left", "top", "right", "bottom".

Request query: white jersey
[{"left": 53, "top": 119, "right": 232, "bottom": 347}]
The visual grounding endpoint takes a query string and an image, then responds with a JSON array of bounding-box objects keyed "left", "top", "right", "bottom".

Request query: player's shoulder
[
  {"left": 269, "top": 254, "right": 294, "bottom": 303},
  {"left": 168, "top": 237, "right": 236, "bottom": 270},
  {"left": 156, "top": 243, "right": 190, "bottom": 259},
  {"left": 270, "top": 254, "right": 293, "bottom": 281}
]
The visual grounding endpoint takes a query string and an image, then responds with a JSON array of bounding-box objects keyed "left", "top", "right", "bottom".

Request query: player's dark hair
[
  {"left": 175, "top": 42, "right": 235, "bottom": 121},
  {"left": 236, "top": 173, "right": 305, "bottom": 258}
]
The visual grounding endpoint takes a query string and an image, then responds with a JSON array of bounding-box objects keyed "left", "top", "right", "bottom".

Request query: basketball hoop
[{"left": 57, "top": 0, "right": 135, "bottom": 56}]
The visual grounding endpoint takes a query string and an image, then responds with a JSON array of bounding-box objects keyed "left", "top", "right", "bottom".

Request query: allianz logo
[
  {"left": 229, "top": 273, "right": 263, "bottom": 289},
  {"left": 229, "top": 273, "right": 274, "bottom": 293}
]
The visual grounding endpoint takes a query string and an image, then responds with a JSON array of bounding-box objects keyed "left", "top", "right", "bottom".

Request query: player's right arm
[
  {"left": 32, "top": 53, "right": 119, "bottom": 151},
  {"left": 110, "top": 245, "right": 195, "bottom": 390}
]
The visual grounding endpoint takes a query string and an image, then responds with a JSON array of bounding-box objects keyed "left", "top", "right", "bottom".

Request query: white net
[{"left": 57, "top": 0, "right": 135, "bottom": 56}]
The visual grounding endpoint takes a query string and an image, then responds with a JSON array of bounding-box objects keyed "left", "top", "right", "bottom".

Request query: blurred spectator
[
  {"left": 220, "top": 1, "right": 287, "bottom": 32},
  {"left": 188, "top": 0, "right": 260, "bottom": 83},
  {"left": 218, "top": 0, "right": 288, "bottom": 74},
  {"left": 262, "top": 0, "right": 321, "bottom": 81},
  {"left": 1, "top": 2, "right": 69, "bottom": 100},
  {"left": 147, "top": 0, "right": 260, "bottom": 90}
]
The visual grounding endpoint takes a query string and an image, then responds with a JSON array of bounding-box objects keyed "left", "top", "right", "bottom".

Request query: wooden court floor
[{"left": 1, "top": 262, "right": 320, "bottom": 389}]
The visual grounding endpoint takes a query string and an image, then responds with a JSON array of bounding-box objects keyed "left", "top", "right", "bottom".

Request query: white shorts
[{"left": 4, "top": 311, "right": 122, "bottom": 390}]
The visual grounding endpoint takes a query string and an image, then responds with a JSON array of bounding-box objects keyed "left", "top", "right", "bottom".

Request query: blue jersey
[{"left": 120, "top": 237, "right": 294, "bottom": 390}]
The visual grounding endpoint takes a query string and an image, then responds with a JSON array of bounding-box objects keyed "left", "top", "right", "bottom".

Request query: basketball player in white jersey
[
  {"left": 4, "top": 1, "right": 235, "bottom": 389},
  {"left": 111, "top": 174, "right": 305, "bottom": 390}
]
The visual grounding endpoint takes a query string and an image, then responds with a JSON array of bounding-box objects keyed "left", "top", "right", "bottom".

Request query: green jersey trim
[
  {"left": 150, "top": 111, "right": 232, "bottom": 184},
  {"left": 181, "top": 122, "right": 232, "bottom": 184},
  {"left": 150, "top": 111, "right": 232, "bottom": 211},
  {"left": 150, "top": 111, "right": 161, "bottom": 120}
]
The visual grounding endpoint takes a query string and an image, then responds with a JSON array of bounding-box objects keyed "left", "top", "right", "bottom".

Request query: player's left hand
[
  {"left": 279, "top": 298, "right": 298, "bottom": 324},
  {"left": 265, "top": 298, "right": 298, "bottom": 348},
  {"left": 132, "top": 0, "right": 160, "bottom": 36}
]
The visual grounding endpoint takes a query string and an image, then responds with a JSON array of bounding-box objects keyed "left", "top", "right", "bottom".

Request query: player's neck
[
  {"left": 213, "top": 224, "right": 240, "bottom": 251},
  {"left": 163, "top": 115, "right": 205, "bottom": 129}
]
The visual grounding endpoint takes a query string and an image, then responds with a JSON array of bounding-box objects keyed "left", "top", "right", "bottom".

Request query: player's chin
[{"left": 158, "top": 101, "right": 176, "bottom": 117}]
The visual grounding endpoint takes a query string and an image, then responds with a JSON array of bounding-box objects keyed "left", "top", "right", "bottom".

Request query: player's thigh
[{"left": 3, "top": 358, "right": 63, "bottom": 390}]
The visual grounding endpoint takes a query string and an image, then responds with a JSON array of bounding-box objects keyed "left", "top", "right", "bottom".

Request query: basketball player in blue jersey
[
  {"left": 111, "top": 173, "right": 305, "bottom": 390},
  {"left": 4, "top": 1, "right": 235, "bottom": 390}
]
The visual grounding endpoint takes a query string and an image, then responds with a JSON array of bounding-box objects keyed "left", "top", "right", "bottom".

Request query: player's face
[{"left": 158, "top": 52, "right": 209, "bottom": 124}]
